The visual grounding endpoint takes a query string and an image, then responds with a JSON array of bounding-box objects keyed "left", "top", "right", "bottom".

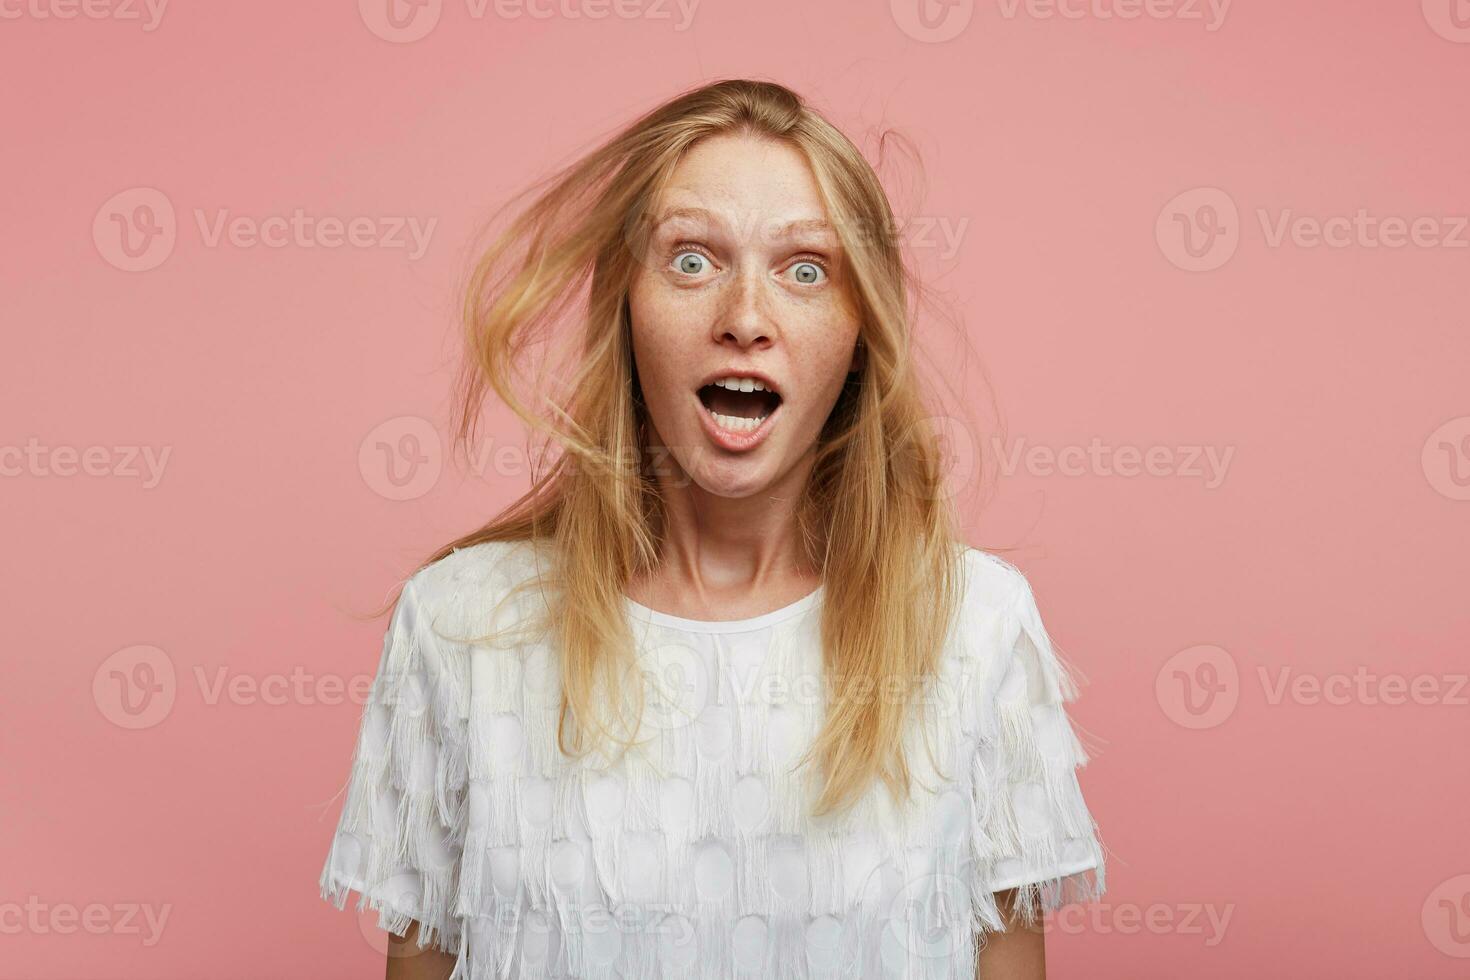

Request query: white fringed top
[{"left": 318, "top": 539, "right": 1106, "bottom": 979}]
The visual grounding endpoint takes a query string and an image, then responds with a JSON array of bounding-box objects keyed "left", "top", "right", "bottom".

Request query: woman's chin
[{"left": 685, "top": 458, "right": 782, "bottom": 500}]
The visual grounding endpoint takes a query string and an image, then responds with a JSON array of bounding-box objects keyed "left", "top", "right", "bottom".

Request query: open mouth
[{"left": 695, "top": 376, "right": 783, "bottom": 433}]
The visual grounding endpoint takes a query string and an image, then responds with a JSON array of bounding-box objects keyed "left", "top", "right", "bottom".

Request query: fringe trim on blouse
[{"left": 319, "top": 542, "right": 1107, "bottom": 979}]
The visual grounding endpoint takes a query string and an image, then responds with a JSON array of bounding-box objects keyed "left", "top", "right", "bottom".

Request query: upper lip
[{"left": 695, "top": 368, "right": 784, "bottom": 400}]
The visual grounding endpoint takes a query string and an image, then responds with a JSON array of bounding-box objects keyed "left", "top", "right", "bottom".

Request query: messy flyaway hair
[{"left": 418, "top": 78, "right": 966, "bottom": 819}]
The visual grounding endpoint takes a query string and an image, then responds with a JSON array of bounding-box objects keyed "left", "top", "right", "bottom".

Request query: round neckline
[{"left": 622, "top": 583, "right": 825, "bottom": 633}]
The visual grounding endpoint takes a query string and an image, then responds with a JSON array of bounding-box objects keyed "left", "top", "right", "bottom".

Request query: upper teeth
[{"left": 711, "top": 376, "right": 770, "bottom": 393}]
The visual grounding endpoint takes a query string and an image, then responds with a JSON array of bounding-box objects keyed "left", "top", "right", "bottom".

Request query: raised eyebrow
[
  {"left": 773, "top": 220, "right": 842, "bottom": 253},
  {"left": 774, "top": 218, "right": 835, "bottom": 237},
  {"left": 652, "top": 209, "right": 840, "bottom": 247},
  {"left": 651, "top": 207, "right": 722, "bottom": 234}
]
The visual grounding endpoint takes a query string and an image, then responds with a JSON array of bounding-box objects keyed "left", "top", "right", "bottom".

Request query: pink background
[{"left": 4, "top": 1, "right": 1469, "bottom": 976}]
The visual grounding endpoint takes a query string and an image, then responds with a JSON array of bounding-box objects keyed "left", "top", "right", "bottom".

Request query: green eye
[
  {"left": 790, "top": 261, "right": 826, "bottom": 284},
  {"left": 673, "top": 251, "right": 709, "bottom": 275}
]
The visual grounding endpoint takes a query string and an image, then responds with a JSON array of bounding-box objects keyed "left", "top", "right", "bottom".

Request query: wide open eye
[
  {"left": 672, "top": 250, "right": 712, "bottom": 276},
  {"left": 788, "top": 260, "right": 827, "bottom": 285}
]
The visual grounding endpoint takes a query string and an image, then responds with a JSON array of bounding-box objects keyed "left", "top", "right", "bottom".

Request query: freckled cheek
[
  {"left": 636, "top": 289, "right": 718, "bottom": 342},
  {"left": 630, "top": 307, "right": 704, "bottom": 414},
  {"left": 632, "top": 288, "right": 687, "bottom": 349},
  {"left": 786, "top": 353, "right": 856, "bottom": 418},
  {"left": 790, "top": 306, "right": 860, "bottom": 372}
]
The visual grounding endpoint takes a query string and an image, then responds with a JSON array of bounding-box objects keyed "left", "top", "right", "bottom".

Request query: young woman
[{"left": 319, "top": 78, "right": 1105, "bottom": 980}]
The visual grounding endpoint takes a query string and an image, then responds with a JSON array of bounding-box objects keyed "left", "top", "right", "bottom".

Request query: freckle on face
[{"left": 627, "top": 133, "right": 861, "bottom": 499}]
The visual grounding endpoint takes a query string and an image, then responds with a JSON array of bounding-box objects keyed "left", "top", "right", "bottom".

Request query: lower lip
[{"left": 697, "top": 395, "right": 781, "bottom": 453}]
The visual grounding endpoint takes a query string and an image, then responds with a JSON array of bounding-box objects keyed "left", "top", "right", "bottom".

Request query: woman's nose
[{"left": 712, "top": 269, "right": 774, "bottom": 348}]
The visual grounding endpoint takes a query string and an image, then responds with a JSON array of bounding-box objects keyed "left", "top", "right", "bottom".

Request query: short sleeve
[
  {"left": 317, "top": 575, "right": 470, "bottom": 967},
  {"left": 969, "top": 567, "right": 1106, "bottom": 930}
]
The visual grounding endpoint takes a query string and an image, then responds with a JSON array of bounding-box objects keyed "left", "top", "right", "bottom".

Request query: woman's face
[{"left": 627, "top": 133, "right": 863, "bottom": 499}]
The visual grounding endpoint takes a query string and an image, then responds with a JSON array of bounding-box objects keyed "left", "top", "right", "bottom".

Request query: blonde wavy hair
[{"left": 412, "top": 78, "right": 972, "bottom": 819}]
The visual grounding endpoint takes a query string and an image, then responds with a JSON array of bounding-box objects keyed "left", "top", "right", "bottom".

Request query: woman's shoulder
[
  {"left": 952, "top": 541, "right": 1086, "bottom": 708},
  {"left": 953, "top": 542, "right": 1034, "bottom": 614},
  {"left": 408, "top": 537, "right": 540, "bottom": 590},
  {"left": 947, "top": 542, "right": 1083, "bottom": 693},
  {"left": 400, "top": 537, "right": 551, "bottom": 637}
]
